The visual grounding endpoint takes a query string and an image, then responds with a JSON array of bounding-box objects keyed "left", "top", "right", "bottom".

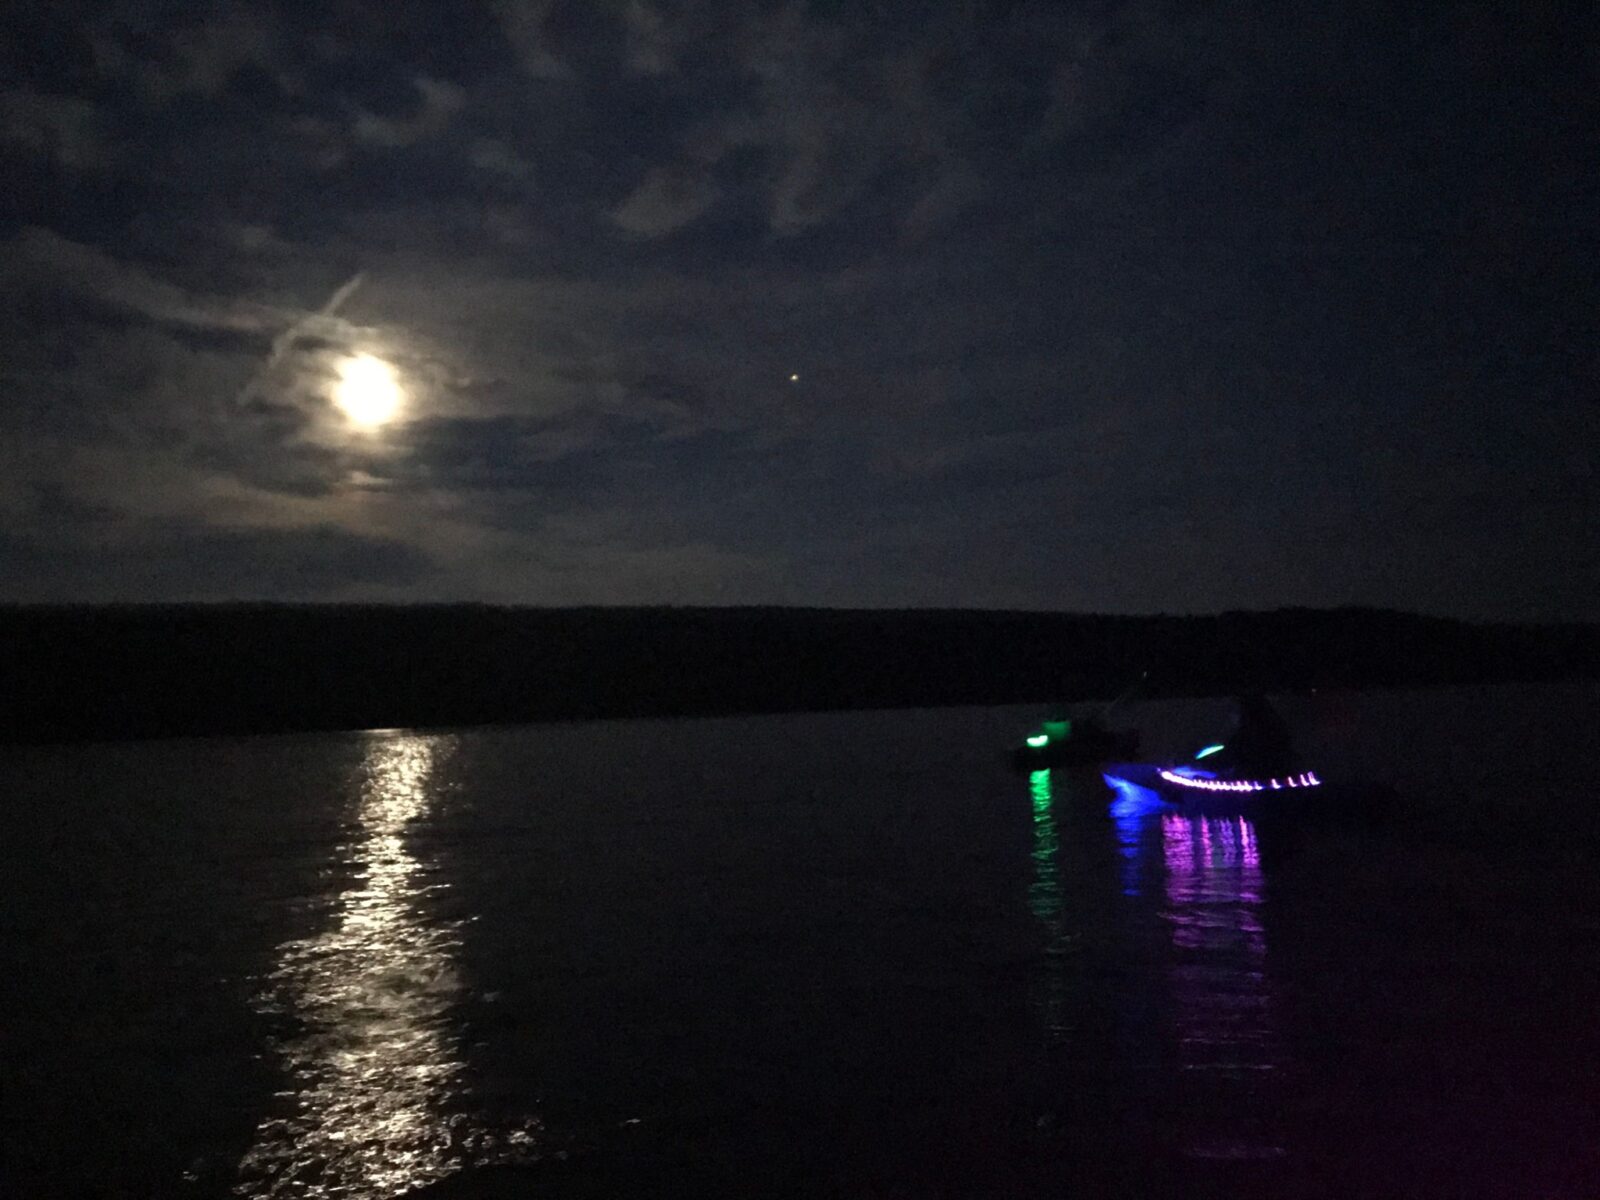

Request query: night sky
[{"left": 2, "top": 1, "right": 1595, "bottom": 617}]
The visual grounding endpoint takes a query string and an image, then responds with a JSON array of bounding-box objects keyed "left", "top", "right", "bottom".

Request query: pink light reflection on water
[{"left": 1160, "top": 812, "right": 1282, "bottom": 1161}]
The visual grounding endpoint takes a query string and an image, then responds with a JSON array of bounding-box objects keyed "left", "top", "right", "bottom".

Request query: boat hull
[{"left": 1101, "top": 762, "right": 1389, "bottom": 822}]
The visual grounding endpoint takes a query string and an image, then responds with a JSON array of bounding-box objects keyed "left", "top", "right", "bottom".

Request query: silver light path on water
[{"left": 234, "top": 734, "right": 537, "bottom": 1198}]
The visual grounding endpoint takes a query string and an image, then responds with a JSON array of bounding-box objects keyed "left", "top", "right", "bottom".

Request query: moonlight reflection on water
[{"left": 235, "top": 734, "right": 534, "bottom": 1198}]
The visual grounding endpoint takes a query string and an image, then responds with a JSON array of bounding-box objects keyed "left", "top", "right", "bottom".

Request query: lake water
[{"left": 5, "top": 682, "right": 1600, "bottom": 1198}]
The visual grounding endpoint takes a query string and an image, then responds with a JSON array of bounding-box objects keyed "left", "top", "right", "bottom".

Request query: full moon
[{"left": 334, "top": 354, "right": 403, "bottom": 427}]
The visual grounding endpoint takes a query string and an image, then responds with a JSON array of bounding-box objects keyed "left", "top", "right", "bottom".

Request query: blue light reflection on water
[{"left": 1105, "top": 775, "right": 1167, "bottom": 898}]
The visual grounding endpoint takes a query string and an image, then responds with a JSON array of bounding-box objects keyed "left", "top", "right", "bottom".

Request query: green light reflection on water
[{"left": 1027, "top": 768, "right": 1070, "bottom": 1041}]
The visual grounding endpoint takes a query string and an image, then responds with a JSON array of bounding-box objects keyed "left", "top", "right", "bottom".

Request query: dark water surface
[{"left": 5, "top": 683, "right": 1600, "bottom": 1197}]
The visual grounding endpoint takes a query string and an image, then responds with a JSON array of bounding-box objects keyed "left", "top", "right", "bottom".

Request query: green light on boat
[
  {"left": 1026, "top": 734, "right": 1050, "bottom": 748},
  {"left": 1196, "top": 743, "right": 1225, "bottom": 760}
]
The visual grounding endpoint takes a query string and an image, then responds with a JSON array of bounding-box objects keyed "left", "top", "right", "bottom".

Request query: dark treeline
[{"left": 1, "top": 604, "right": 1595, "bottom": 743}]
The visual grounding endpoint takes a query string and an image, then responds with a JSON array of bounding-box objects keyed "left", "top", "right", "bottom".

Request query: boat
[
  {"left": 1010, "top": 716, "right": 1139, "bottom": 771},
  {"left": 1099, "top": 760, "right": 1319, "bottom": 814},
  {"left": 1100, "top": 760, "right": 1390, "bottom": 823}
]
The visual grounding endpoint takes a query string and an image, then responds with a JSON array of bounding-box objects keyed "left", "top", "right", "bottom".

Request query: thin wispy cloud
[{"left": 237, "top": 273, "right": 366, "bottom": 407}]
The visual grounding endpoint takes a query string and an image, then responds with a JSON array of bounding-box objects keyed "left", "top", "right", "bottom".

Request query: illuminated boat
[
  {"left": 1010, "top": 716, "right": 1139, "bottom": 771},
  {"left": 1100, "top": 761, "right": 1332, "bottom": 817}
]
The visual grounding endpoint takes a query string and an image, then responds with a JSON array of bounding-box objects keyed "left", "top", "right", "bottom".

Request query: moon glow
[{"left": 334, "top": 354, "right": 403, "bottom": 427}]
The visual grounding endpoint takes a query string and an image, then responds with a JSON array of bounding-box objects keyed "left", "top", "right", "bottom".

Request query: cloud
[
  {"left": 731, "top": 9, "right": 902, "bottom": 235},
  {"left": 90, "top": 4, "right": 279, "bottom": 104},
  {"left": 766, "top": 135, "right": 849, "bottom": 236},
  {"left": 3, "top": 227, "right": 274, "bottom": 338},
  {"left": 0, "top": 230, "right": 398, "bottom": 503},
  {"left": 0, "top": 521, "right": 434, "bottom": 601},
  {"left": 282, "top": 114, "right": 354, "bottom": 171},
  {"left": 468, "top": 136, "right": 534, "bottom": 181},
  {"left": 0, "top": 89, "right": 112, "bottom": 172},
  {"left": 623, "top": 1, "right": 675, "bottom": 76},
  {"left": 640, "top": 6, "right": 1021, "bottom": 239},
  {"left": 0, "top": 0, "right": 1589, "bottom": 616},
  {"left": 352, "top": 76, "right": 466, "bottom": 148},
  {"left": 236, "top": 272, "right": 365, "bottom": 406},
  {"left": 491, "top": 0, "right": 571, "bottom": 80},
  {"left": 158, "top": 6, "right": 278, "bottom": 97},
  {"left": 611, "top": 165, "right": 721, "bottom": 237},
  {"left": 899, "top": 168, "right": 984, "bottom": 240}
]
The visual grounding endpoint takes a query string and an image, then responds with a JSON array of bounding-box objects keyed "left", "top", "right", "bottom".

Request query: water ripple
[{"left": 235, "top": 734, "right": 537, "bottom": 1198}]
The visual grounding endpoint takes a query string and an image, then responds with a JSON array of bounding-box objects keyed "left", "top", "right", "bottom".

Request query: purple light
[
  {"left": 1162, "top": 814, "right": 1265, "bottom": 891},
  {"left": 1160, "top": 812, "right": 1279, "bottom": 1124},
  {"left": 1156, "top": 768, "right": 1321, "bottom": 793},
  {"left": 1240, "top": 818, "right": 1260, "bottom": 871}
]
